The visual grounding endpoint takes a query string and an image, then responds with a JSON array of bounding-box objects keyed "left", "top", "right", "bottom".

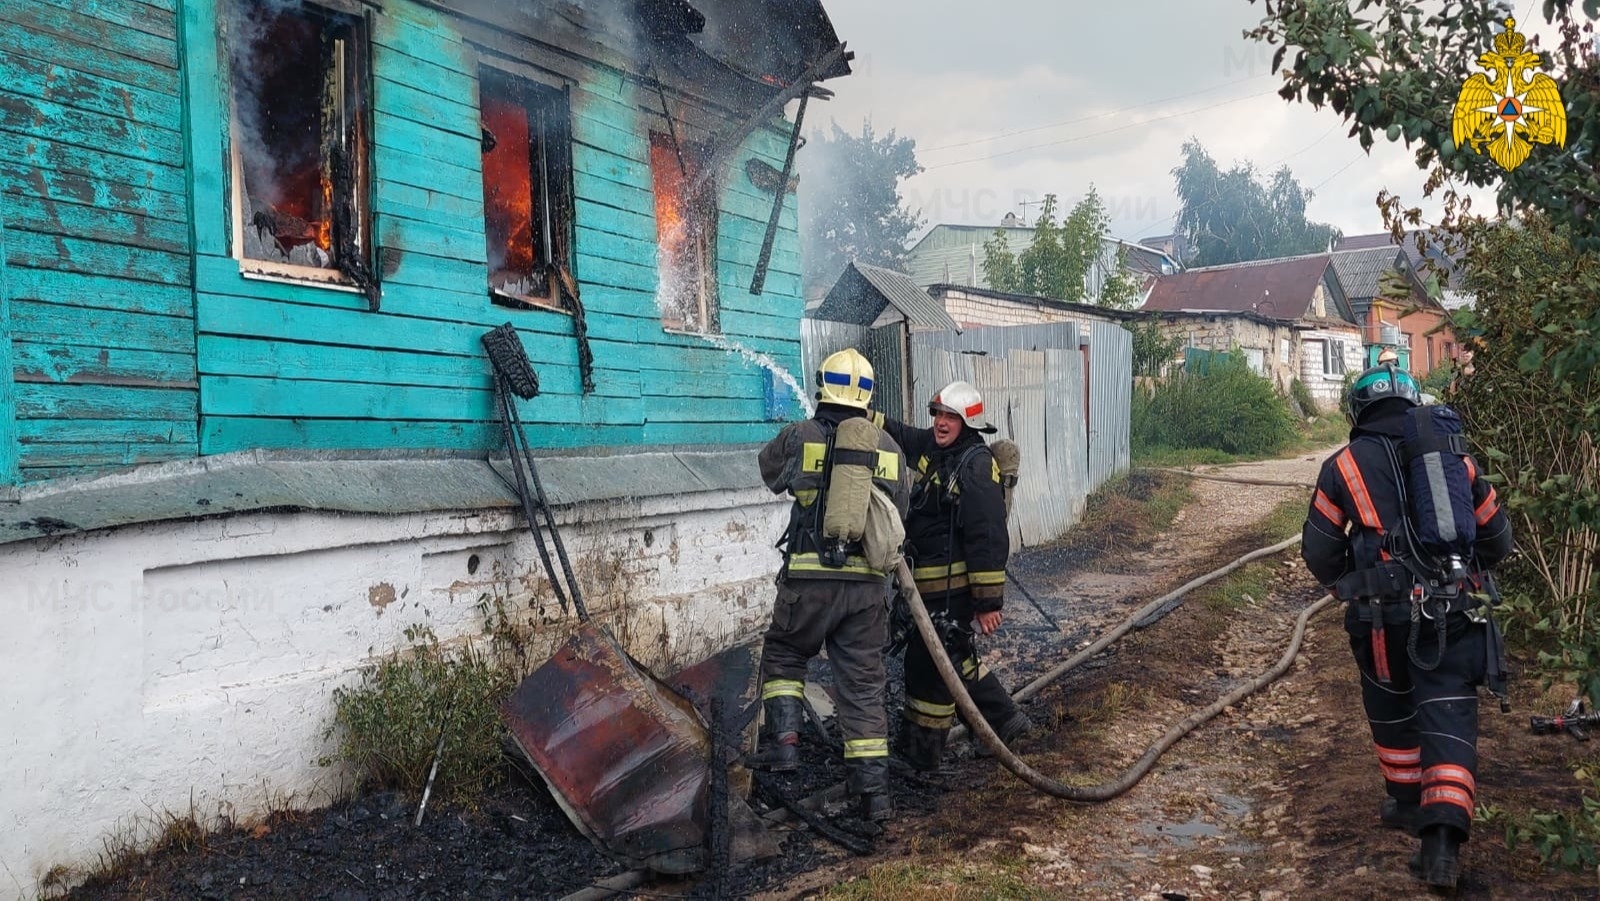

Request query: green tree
[
  {"left": 1244, "top": 0, "right": 1600, "bottom": 380},
  {"left": 1171, "top": 139, "right": 1341, "bottom": 266},
  {"left": 797, "top": 121, "right": 924, "bottom": 300},
  {"left": 982, "top": 188, "right": 1132, "bottom": 307},
  {"left": 1100, "top": 246, "right": 1144, "bottom": 311}
]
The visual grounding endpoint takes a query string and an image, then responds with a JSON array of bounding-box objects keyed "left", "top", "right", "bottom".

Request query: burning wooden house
[{"left": 0, "top": 0, "right": 849, "bottom": 891}]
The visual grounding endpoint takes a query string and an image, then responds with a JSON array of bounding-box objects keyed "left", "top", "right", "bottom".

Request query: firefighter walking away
[
  {"left": 748, "top": 348, "right": 911, "bottom": 823},
  {"left": 1301, "top": 363, "right": 1513, "bottom": 890}
]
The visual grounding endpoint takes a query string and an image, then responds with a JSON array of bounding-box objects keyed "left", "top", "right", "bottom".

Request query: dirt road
[{"left": 764, "top": 450, "right": 1595, "bottom": 901}]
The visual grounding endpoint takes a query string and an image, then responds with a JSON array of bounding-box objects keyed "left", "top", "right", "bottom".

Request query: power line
[
  {"left": 924, "top": 89, "right": 1282, "bottom": 171},
  {"left": 919, "top": 72, "right": 1274, "bottom": 154}
]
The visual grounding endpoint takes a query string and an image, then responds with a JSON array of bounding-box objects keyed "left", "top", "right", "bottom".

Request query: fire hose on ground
[
  {"left": 558, "top": 535, "right": 1335, "bottom": 899},
  {"left": 903, "top": 545, "right": 1337, "bottom": 802}
]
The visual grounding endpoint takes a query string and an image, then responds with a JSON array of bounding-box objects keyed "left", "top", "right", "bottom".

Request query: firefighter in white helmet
[
  {"left": 874, "top": 380, "right": 1033, "bottom": 771},
  {"left": 749, "top": 348, "right": 911, "bottom": 822}
]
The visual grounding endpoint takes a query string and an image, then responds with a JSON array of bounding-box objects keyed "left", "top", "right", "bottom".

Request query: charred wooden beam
[
  {"left": 749, "top": 93, "right": 806, "bottom": 295},
  {"left": 686, "top": 43, "right": 845, "bottom": 201}
]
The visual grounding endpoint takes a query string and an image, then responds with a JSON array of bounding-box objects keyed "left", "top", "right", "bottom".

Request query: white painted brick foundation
[{"left": 0, "top": 484, "right": 789, "bottom": 898}]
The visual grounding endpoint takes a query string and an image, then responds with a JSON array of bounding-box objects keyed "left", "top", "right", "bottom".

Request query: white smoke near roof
[{"left": 225, "top": 0, "right": 313, "bottom": 211}]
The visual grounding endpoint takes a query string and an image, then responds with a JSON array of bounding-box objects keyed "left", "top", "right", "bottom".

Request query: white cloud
[{"left": 814, "top": 0, "right": 1539, "bottom": 246}]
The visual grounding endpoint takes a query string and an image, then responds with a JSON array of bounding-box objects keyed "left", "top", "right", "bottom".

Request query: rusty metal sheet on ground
[{"left": 502, "top": 624, "right": 775, "bottom": 873}]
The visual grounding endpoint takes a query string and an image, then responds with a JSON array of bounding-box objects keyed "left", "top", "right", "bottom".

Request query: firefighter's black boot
[
  {"left": 1410, "top": 824, "right": 1464, "bottom": 890},
  {"left": 898, "top": 720, "right": 949, "bottom": 772},
  {"left": 746, "top": 695, "right": 802, "bottom": 772},
  {"left": 847, "top": 757, "right": 893, "bottom": 822},
  {"left": 1380, "top": 797, "right": 1422, "bottom": 835}
]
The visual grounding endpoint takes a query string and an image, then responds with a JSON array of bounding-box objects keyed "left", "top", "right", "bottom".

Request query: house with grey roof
[{"left": 1329, "top": 245, "right": 1457, "bottom": 375}]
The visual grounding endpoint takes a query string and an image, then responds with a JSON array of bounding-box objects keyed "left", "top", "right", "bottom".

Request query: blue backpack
[{"left": 1402, "top": 404, "right": 1478, "bottom": 563}]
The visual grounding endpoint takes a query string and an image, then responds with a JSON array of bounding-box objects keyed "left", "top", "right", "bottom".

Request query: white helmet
[{"left": 929, "top": 380, "right": 997, "bottom": 434}]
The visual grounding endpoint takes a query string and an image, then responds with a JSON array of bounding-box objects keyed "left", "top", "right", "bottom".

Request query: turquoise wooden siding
[
  {"left": 0, "top": 0, "right": 808, "bottom": 483},
  {"left": 0, "top": 194, "right": 16, "bottom": 483},
  {"left": 184, "top": 0, "right": 807, "bottom": 458},
  {"left": 0, "top": 0, "right": 198, "bottom": 482}
]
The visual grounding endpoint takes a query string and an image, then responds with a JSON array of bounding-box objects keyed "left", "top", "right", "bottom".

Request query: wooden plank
[
  {"left": 571, "top": 141, "right": 651, "bottom": 194},
  {"left": 197, "top": 334, "right": 641, "bottom": 397},
  {"left": 573, "top": 195, "right": 655, "bottom": 243},
  {"left": 641, "top": 396, "right": 763, "bottom": 423},
  {"left": 642, "top": 420, "right": 777, "bottom": 446},
  {"left": 0, "top": 133, "right": 184, "bottom": 196},
  {"left": 0, "top": 15, "right": 182, "bottom": 92},
  {"left": 11, "top": 299, "right": 194, "bottom": 355},
  {"left": 0, "top": 158, "right": 187, "bottom": 224},
  {"left": 5, "top": 268, "right": 193, "bottom": 318},
  {"left": 14, "top": 342, "right": 196, "bottom": 385},
  {"left": 373, "top": 75, "right": 480, "bottom": 142},
  {"left": 374, "top": 142, "right": 481, "bottom": 203},
  {"left": 0, "top": 4, "right": 177, "bottom": 68},
  {"left": 201, "top": 374, "right": 644, "bottom": 423},
  {"left": 378, "top": 204, "right": 487, "bottom": 263},
  {"left": 0, "top": 87, "right": 183, "bottom": 166},
  {"left": 573, "top": 222, "right": 655, "bottom": 272},
  {"left": 0, "top": 52, "right": 182, "bottom": 127},
  {"left": 5, "top": 230, "right": 190, "bottom": 286},
  {"left": 17, "top": 417, "right": 195, "bottom": 444},
  {"left": 31, "top": 0, "right": 178, "bottom": 42},
  {"left": 179, "top": 0, "right": 227, "bottom": 258},
  {"left": 4, "top": 190, "right": 188, "bottom": 255},
  {"left": 21, "top": 441, "right": 197, "bottom": 471},
  {"left": 199, "top": 416, "right": 643, "bottom": 455},
  {"left": 376, "top": 179, "right": 482, "bottom": 223},
  {"left": 373, "top": 112, "right": 485, "bottom": 173},
  {"left": 377, "top": 246, "right": 486, "bottom": 293},
  {"left": 373, "top": 44, "right": 477, "bottom": 105},
  {"left": 0, "top": 195, "right": 16, "bottom": 483},
  {"left": 15, "top": 383, "right": 197, "bottom": 420}
]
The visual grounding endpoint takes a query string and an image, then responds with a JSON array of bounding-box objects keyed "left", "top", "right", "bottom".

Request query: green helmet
[{"left": 1347, "top": 363, "right": 1422, "bottom": 422}]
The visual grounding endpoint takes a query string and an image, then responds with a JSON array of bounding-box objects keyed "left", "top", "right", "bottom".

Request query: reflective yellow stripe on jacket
[
  {"left": 786, "top": 552, "right": 885, "bottom": 578},
  {"left": 801, "top": 443, "right": 902, "bottom": 482}
]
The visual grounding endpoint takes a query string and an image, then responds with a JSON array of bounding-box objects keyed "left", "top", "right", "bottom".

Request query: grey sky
[{"left": 813, "top": 0, "right": 1554, "bottom": 244}]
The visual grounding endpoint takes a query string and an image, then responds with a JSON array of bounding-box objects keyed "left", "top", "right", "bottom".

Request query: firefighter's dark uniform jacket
[
  {"left": 756, "top": 403, "right": 910, "bottom": 772},
  {"left": 877, "top": 417, "right": 1010, "bottom": 611},
  {"left": 1300, "top": 401, "right": 1512, "bottom": 839},
  {"left": 877, "top": 415, "right": 1025, "bottom": 740}
]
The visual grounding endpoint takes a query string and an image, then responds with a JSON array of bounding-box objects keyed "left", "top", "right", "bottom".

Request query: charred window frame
[
  {"left": 479, "top": 68, "right": 577, "bottom": 311},
  {"left": 226, "top": 0, "right": 375, "bottom": 296},
  {"left": 649, "top": 132, "right": 720, "bottom": 334}
]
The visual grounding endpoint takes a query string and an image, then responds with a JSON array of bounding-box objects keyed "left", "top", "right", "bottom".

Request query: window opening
[
  {"left": 227, "top": 0, "right": 377, "bottom": 306},
  {"left": 650, "top": 132, "right": 719, "bottom": 333},
  {"left": 480, "top": 69, "right": 576, "bottom": 310}
]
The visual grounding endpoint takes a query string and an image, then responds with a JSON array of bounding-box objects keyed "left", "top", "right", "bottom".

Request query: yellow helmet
[{"left": 816, "top": 349, "right": 875, "bottom": 409}]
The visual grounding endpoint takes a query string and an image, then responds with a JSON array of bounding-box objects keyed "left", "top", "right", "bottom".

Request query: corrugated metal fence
[{"left": 801, "top": 318, "right": 1130, "bottom": 547}]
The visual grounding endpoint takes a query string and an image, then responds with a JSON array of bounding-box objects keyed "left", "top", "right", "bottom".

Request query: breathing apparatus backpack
[
  {"left": 1400, "top": 404, "right": 1477, "bottom": 576},
  {"left": 816, "top": 416, "right": 904, "bottom": 571}
]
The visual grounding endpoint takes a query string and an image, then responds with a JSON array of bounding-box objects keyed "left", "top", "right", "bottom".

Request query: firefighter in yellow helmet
[
  {"left": 749, "top": 348, "right": 911, "bottom": 823},
  {"left": 874, "top": 380, "right": 1033, "bottom": 771}
]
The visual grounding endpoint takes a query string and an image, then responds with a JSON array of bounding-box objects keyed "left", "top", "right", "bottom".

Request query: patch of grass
[
  {"left": 1198, "top": 561, "right": 1279, "bottom": 614},
  {"left": 1077, "top": 681, "right": 1158, "bottom": 726},
  {"left": 1059, "top": 471, "right": 1194, "bottom": 554},
  {"left": 1292, "top": 414, "right": 1349, "bottom": 452},
  {"left": 320, "top": 623, "right": 517, "bottom": 807},
  {"left": 1257, "top": 497, "right": 1309, "bottom": 544},
  {"left": 823, "top": 860, "right": 1041, "bottom": 900}
]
